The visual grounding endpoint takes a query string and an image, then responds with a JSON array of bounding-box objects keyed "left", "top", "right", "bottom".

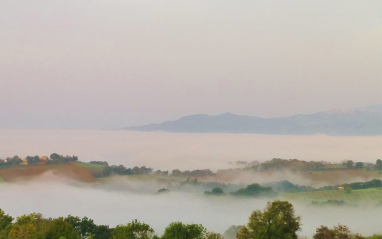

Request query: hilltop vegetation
[{"left": 1, "top": 154, "right": 381, "bottom": 204}]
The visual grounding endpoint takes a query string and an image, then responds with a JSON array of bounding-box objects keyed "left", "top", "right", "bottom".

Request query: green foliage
[
  {"left": 0, "top": 209, "right": 13, "bottom": 239},
  {"left": 8, "top": 224, "right": 39, "bottom": 239},
  {"left": 0, "top": 209, "right": 13, "bottom": 231},
  {"left": 249, "top": 158, "right": 325, "bottom": 172},
  {"left": 313, "top": 224, "right": 366, "bottom": 239},
  {"left": 48, "top": 153, "right": 78, "bottom": 164},
  {"left": 26, "top": 155, "right": 40, "bottom": 165},
  {"left": 7, "top": 213, "right": 49, "bottom": 239},
  {"left": 345, "top": 160, "right": 354, "bottom": 169},
  {"left": 367, "top": 235, "right": 382, "bottom": 239},
  {"left": 0, "top": 156, "right": 22, "bottom": 168},
  {"left": 375, "top": 159, "right": 382, "bottom": 170},
  {"left": 94, "top": 225, "right": 112, "bottom": 239},
  {"left": 45, "top": 218, "right": 80, "bottom": 239},
  {"left": 205, "top": 232, "right": 224, "bottom": 239},
  {"left": 237, "top": 200, "right": 301, "bottom": 239},
  {"left": 157, "top": 188, "right": 170, "bottom": 194},
  {"left": 263, "top": 180, "right": 314, "bottom": 193},
  {"left": 204, "top": 187, "right": 225, "bottom": 196},
  {"left": 111, "top": 219, "right": 154, "bottom": 239},
  {"left": 231, "top": 184, "right": 277, "bottom": 198},
  {"left": 161, "top": 222, "right": 206, "bottom": 239},
  {"left": 318, "top": 179, "right": 382, "bottom": 191}
]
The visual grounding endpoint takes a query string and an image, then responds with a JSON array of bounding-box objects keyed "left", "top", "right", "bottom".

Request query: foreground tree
[
  {"left": 313, "top": 224, "right": 366, "bottom": 239},
  {"left": 111, "top": 219, "right": 154, "bottom": 239},
  {"left": 237, "top": 200, "right": 301, "bottom": 239},
  {"left": 161, "top": 222, "right": 206, "bottom": 239},
  {"left": 45, "top": 218, "right": 80, "bottom": 239}
]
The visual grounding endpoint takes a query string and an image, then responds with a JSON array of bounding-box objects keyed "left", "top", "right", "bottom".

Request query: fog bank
[{"left": 0, "top": 129, "right": 381, "bottom": 171}]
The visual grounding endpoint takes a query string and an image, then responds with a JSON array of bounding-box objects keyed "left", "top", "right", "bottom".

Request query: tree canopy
[{"left": 237, "top": 200, "right": 301, "bottom": 239}]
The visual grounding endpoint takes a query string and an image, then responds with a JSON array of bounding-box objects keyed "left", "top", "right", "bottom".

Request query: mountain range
[{"left": 124, "top": 104, "right": 382, "bottom": 136}]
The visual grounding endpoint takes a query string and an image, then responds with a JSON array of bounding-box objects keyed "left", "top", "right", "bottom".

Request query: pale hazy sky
[{"left": 1, "top": 0, "right": 381, "bottom": 129}]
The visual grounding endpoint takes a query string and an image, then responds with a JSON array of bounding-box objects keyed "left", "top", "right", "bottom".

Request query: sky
[{"left": 0, "top": 0, "right": 381, "bottom": 129}]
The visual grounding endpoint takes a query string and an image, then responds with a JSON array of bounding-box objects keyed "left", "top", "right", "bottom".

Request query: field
[
  {"left": 282, "top": 188, "right": 382, "bottom": 205},
  {"left": 301, "top": 169, "right": 382, "bottom": 184},
  {"left": 74, "top": 161, "right": 106, "bottom": 177},
  {"left": 0, "top": 162, "right": 98, "bottom": 183}
]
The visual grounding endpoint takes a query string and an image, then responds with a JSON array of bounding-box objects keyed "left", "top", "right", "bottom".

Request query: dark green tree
[
  {"left": 237, "top": 200, "right": 301, "bottom": 239},
  {"left": 355, "top": 162, "right": 364, "bottom": 169},
  {"left": 45, "top": 217, "right": 80, "bottom": 239},
  {"left": 162, "top": 222, "right": 206, "bottom": 239},
  {"left": 206, "top": 232, "right": 224, "bottom": 239},
  {"left": 345, "top": 160, "right": 354, "bottom": 169},
  {"left": 0, "top": 209, "right": 13, "bottom": 239},
  {"left": 94, "top": 225, "right": 112, "bottom": 239},
  {"left": 375, "top": 159, "right": 382, "bottom": 170},
  {"left": 313, "top": 224, "right": 365, "bottom": 239}
]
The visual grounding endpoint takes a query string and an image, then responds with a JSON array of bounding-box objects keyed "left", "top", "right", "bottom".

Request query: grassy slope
[
  {"left": 300, "top": 169, "right": 382, "bottom": 185},
  {"left": 74, "top": 161, "right": 105, "bottom": 177},
  {"left": 282, "top": 188, "right": 382, "bottom": 204},
  {"left": 0, "top": 162, "right": 98, "bottom": 183}
]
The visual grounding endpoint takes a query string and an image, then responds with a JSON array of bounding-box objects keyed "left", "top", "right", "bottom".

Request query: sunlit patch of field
[
  {"left": 0, "top": 163, "right": 98, "bottom": 183},
  {"left": 74, "top": 161, "right": 106, "bottom": 177},
  {"left": 282, "top": 188, "right": 382, "bottom": 205}
]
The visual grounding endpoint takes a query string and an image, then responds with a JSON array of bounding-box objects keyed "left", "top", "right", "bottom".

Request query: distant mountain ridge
[{"left": 124, "top": 104, "right": 382, "bottom": 135}]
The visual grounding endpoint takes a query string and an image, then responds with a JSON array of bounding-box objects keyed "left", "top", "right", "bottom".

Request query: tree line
[
  {"left": 1, "top": 200, "right": 381, "bottom": 239},
  {"left": 0, "top": 153, "right": 78, "bottom": 168}
]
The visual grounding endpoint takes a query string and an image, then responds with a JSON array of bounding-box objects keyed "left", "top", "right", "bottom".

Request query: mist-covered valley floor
[{"left": 0, "top": 172, "right": 381, "bottom": 238}]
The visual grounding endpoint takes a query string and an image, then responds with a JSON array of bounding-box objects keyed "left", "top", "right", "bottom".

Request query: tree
[
  {"left": 375, "top": 159, "right": 382, "bottom": 170},
  {"left": 313, "top": 224, "right": 365, "bottom": 239},
  {"left": 10, "top": 213, "right": 49, "bottom": 239},
  {"left": 345, "top": 160, "right": 354, "bottom": 169},
  {"left": 0, "top": 209, "right": 13, "bottom": 239},
  {"left": 80, "top": 216, "right": 96, "bottom": 238},
  {"left": 45, "top": 218, "right": 80, "bottom": 239},
  {"left": 8, "top": 224, "right": 39, "bottom": 239},
  {"left": 50, "top": 153, "right": 60, "bottom": 160},
  {"left": 94, "top": 225, "right": 112, "bottom": 239},
  {"left": 111, "top": 220, "right": 154, "bottom": 239},
  {"left": 211, "top": 188, "right": 224, "bottom": 195},
  {"left": 0, "top": 209, "right": 13, "bottom": 231},
  {"left": 206, "top": 232, "right": 224, "bottom": 239},
  {"left": 26, "top": 155, "right": 40, "bottom": 165},
  {"left": 355, "top": 162, "right": 364, "bottom": 169},
  {"left": 237, "top": 200, "right": 301, "bottom": 239},
  {"left": 232, "top": 184, "right": 277, "bottom": 197},
  {"left": 161, "top": 222, "right": 206, "bottom": 239}
]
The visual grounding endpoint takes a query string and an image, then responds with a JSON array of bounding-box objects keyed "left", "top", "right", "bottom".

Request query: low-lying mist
[
  {"left": 0, "top": 129, "right": 381, "bottom": 171},
  {"left": 1, "top": 173, "right": 381, "bottom": 238}
]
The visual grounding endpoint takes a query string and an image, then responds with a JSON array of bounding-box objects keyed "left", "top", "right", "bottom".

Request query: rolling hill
[{"left": 124, "top": 104, "right": 382, "bottom": 135}]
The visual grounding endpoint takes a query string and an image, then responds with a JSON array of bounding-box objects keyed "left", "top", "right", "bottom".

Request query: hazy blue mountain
[{"left": 125, "top": 104, "right": 382, "bottom": 135}]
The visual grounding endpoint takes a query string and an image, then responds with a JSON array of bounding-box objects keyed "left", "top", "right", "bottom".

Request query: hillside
[
  {"left": 0, "top": 162, "right": 100, "bottom": 183},
  {"left": 124, "top": 104, "right": 382, "bottom": 135}
]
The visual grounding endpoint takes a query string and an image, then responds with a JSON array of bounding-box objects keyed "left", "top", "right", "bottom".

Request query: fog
[
  {"left": 0, "top": 173, "right": 381, "bottom": 238},
  {"left": 0, "top": 129, "right": 381, "bottom": 171},
  {"left": 0, "top": 129, "right": 381, "bottom": 238}
]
